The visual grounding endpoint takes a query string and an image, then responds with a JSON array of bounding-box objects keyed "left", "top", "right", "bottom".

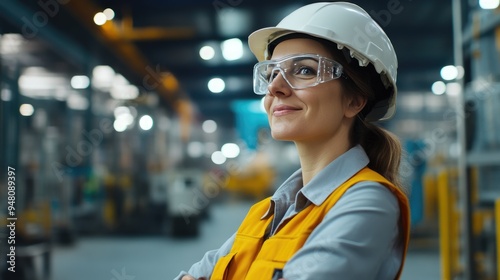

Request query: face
[{"left": 263, "top": 38, "right": 359, "bottom": 143}]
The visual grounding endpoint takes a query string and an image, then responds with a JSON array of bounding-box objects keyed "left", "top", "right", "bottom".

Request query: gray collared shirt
[{"left": 175, "top": 145, "right": 404, "bottom": 280}]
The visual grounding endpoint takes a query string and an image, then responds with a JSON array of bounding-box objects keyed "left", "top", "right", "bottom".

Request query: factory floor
[{"left": 51, "top": 199, "right": 441, "bottom": 280}]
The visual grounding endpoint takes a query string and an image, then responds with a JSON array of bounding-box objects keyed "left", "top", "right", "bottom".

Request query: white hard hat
[{"left": 248, "top": 2, "right": 398, "bottom": 121}]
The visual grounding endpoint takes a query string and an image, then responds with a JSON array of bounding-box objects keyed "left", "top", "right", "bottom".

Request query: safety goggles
[{"left": 253, "top": 53, "right": 345, "bottom": 95}]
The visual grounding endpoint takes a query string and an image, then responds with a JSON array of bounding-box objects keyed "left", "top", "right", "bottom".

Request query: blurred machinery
[
  {"left": 461, "top": 5, "right": 500, "bottom": 280},
  {"left": 224, "top": 150, "right": 276, "bottom": 200},
  {"left": 167, "top": 169, "right": 204, "bottom": 237},
  {"left": 402, "top": 5, "right": 500, "bottom": 279}
]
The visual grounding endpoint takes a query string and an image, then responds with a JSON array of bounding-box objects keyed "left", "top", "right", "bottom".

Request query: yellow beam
[
  {"left": 121, "top": 27, "right": 195, "bottom": 41},
  {"left": 63, "top": 1, "right": 196, "bottom": 139},
  {"left": 438, "top": 170, "right": 451, "bottom": 280},
  {"left": 496, "top": 198, "right": 500, "bottom": 280},
  {"left": 120, "top": 12, "right": 195, "bottom": 41}
]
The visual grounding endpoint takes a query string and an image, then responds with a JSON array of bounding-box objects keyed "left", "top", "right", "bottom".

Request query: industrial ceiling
[{"left": 0, "top": 0, "right": 457, "bottom": 129}]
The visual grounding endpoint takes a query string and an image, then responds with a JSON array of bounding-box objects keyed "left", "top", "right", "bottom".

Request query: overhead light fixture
[
  {"left": 18, "top": 68, "right": 69, "bottom": 99},
  {"left": 113, "top": 119, "right": 128, "bottom": 132},
  {"left": 71, "top": 75, "right": 90, "bottom": 89},
  {"left": 113, "top": 107, "right": 134, "bottom": 132},
  {"left": 110, "top": 84, "right": 139, "bottom": 100},
  {"left": 202, "top": 119, "right": 217, "bottom": 133},
  {"left": 440, "top": 65, "right": 458, "bottom": 81},
  {"left": 103, "top": 8, "right": 115, "bottom": 20},
  {"left": 221, "top": 38, "right": 243, "bottom": 61},
  {"left": 139, "top": 115, "right": 153, "bottom": 131},
  {"left": 20, "top": 104, "right": 34, "bottom": 116},
  {"left": 199, "top": 45, "right": 215, "bottom": 60},
  {"left": 92, "top": 65, "right": 115, "bottom": 90},
  {"left": 221, "top": 143, "right": 240, "bottom": 158},
  {"left": 479, "top": 0, "right": 500, "bottom": 9},
  {"left": 208, "top": 78, "right": 225, "bottom": 93},
  {"left": 431, "top": 81, "right": 446, "bottom": 95},
  {"left": 93, "top": 12, "right": 107, "bottom": 26},
  {"left": 211, "top": 151, "right": 226, "bottom": 165}
]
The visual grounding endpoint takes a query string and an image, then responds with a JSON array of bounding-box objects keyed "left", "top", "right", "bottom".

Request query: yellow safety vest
[{"left": 211, "top": 168, "right": 410, "bottom": 280}]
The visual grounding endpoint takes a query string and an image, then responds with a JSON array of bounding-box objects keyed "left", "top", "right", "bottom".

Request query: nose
[{"left": 267, "top": 70, "right": 291, "bottom": 97}]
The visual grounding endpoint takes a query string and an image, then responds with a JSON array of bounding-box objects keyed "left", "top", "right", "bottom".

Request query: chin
[{"left": 271, "top": 131, "right": 296, "bottom": 141}]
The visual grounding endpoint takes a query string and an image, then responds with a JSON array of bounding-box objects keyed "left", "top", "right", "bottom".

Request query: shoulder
[{"left": 328, "top": 181, "right": 400, "bottom": 217}]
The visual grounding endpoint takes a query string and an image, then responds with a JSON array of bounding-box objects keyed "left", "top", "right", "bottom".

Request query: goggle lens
[{"left": 253, "top": 54, "right": 344, "bottom": 95}]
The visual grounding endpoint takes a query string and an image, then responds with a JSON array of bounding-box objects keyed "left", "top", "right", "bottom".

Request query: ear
[{"left": 344, "top": 95, "right": 367, "bottom": 118}]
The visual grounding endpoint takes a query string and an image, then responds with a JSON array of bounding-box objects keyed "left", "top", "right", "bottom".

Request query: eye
[
  {"left": 265, "top": 69, "right": 279, "bottom": 81},
  {"left": 295, "top": 66, "right": 316, "bottom": 76}
]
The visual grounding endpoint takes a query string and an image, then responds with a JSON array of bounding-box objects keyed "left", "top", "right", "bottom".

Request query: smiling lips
[{"left": 272, "top": 104, "right": 301, "bottom": 116}]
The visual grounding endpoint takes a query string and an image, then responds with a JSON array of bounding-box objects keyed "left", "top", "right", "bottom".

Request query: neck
[{"left": 295, "top": 134, "right": 351, "bottom": 186}]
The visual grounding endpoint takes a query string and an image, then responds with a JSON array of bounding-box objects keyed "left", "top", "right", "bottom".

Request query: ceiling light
[
  {"left": 479, "top": 0, "right": 500, "bottom": 9},
  {"left": 208, "top": 78, "right": 225, "bottom": 93},
  {"left": 92, "top": 65, "right": 115, "bottom": 90},
  {"left": 116, "top": 113, "right": 134, "bottom": 126},
  {"left": 221, "top": 38, "right": 243, "bottom": 61},
  {"left": 20, "top": 104, "right": 34, "bottom": 116},
  {"left": 139, "top": 115, "right": 153, "bottom": 131},
  {"left": 94, "top": 12, "right": 107, "bottom": 25},
  {"left": 199, "top": 45, "right": 215, "bottom": 60},
  {"left": 113, "top": 119, "right": 128, "bottom": 132},
  {"left": 211, "top": 151, "right": 226, "bottom": 165},
  {"left": 110, "top": 84, "right": 139, "bottom": 100},
  {"left": 71, "top": 75, "right": 90, "bottom": 89},
  {"left": 202, "top": 120, "right": 217, "bottom": 133},
  {"left": 221, "top": 143, "right": 240, "bottom": 158},
  {"left": 431, "top": 81, "right": 446, "bottom": 95},
  {"left": 440, "top": 65, "right": 458, "bottom": 81},
  {"left": 103, "top": 8, "right": 115, "bottom": 20}
]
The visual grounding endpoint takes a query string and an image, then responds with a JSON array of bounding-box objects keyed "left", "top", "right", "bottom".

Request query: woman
[{"left": 176, "top": 2, "right": 410, "bottom": 279}]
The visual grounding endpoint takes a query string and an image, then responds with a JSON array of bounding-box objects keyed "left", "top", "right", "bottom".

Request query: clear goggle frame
[{"left": 253, "top": 53, "right": 345, "bottom": 95}]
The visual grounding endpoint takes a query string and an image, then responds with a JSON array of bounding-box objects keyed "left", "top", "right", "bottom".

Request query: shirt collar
[
  {"left": 261, "top": 169, "right": 303, "bottom": 219},
  {"left": 300, "top": 145, "right": 369, "bottom": 206},
  {"left": 261, "top": 144, "right": 369, "bottom": 219}
]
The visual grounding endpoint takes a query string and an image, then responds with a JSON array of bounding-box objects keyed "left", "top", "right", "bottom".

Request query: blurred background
[{"left": 0, "top": 0, "right": 500, "bottom": 279}]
